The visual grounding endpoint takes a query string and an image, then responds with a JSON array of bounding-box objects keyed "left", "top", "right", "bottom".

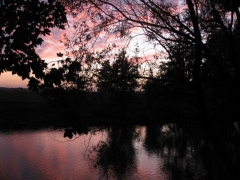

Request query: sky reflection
[{"left": 0, "top": 127, "right": 168, "bottom": 180}]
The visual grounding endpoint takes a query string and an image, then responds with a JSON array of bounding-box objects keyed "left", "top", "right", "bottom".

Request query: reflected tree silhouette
[
  {"left": 87, "top": 126, "right": 137, "bottom": 180},
  {"left": 143, "top": 123, "right": 240, "bottom": 180},
  {"left": 73, "top": 123, "right": 240, "bottom": 180}
]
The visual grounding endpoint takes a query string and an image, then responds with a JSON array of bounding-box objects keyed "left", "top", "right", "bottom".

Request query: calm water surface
[
  {"left": 0, "top": 124, "right": 238, "bottom": 180},
  {"left": 0, "top": 126, "right": 169, "bottom": 180}
]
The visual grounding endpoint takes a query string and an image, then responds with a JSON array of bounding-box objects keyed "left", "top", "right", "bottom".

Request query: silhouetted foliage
[
  {"left": 143, "top": 32, "right": 197, "bottom": 120},
  {"left": 97, "top": 49, "right": 139, "bottom": 93},
  {"left": 200, "top": 24, "right": 240, "bottom": 118},
  {"left": 95, "top": 49, "right": 142, "bottom": 122},
  {"left": 0, "top": 0, "right": 67, "bottom": 89}
]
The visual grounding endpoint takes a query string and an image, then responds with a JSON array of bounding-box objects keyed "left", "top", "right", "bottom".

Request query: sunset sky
[
  {"left": 0, "top": 24, "right": 159, "bottom": 88},
  {"left": 0, "top": 0, "right": 181, "bottom": 88}
]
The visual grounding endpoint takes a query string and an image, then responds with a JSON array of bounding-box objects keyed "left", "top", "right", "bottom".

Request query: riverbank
[
  {"left": 0, "top": 90, "right": 56, "bottom": 123},
  {"left": 0, "top": 90, "right": 149, "bottom": 126},
  {"left": 0, "top": 89, "right": 201, "bottom": 129}
]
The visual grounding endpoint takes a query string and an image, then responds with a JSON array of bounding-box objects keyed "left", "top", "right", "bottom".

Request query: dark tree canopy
[
  {"left": 97, "top": 50, "right": 139, "bottom": 93},
  {"left": 0, "top": 0, "right": 67, "bottom": 87}
]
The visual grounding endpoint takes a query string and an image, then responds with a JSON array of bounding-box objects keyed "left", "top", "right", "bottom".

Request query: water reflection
[
  {"left": 0, "top": 129, "right": 101, "bottom": 180},
  {"left": 87, "top": 126, "right": 137, "bottom": 179},
  {"left": 0, "top": 123, "right": 239, "bottom": 180},
  {"left": 143, "top": 123, "right": 239, "bottom": 180},
  {"left": 0, "top": 127, "right": 168, "bottom": 180}
]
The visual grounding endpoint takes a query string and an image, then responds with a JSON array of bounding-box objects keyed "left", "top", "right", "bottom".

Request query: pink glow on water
[
  {"left": 0, "top": 130, "right": 104, "bottom": 180},
  {"left": 0, "top": 127, "right": 169, "bottom": 180}
]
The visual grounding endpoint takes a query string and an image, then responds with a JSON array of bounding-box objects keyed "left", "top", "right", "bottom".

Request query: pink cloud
[{"left": 36, "top": 28, "right": 66, "bottom": 62}]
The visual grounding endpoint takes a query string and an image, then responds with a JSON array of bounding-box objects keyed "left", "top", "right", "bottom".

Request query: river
[{"left": 0, "top": 123, "right": 238, "bottom": 179}]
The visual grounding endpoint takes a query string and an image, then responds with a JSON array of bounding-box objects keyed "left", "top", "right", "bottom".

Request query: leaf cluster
[{"left": 0, "top": 0, "right": 67, "bottom": 82}]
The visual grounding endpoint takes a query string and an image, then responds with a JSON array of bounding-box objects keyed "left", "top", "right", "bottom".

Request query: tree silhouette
[
  {"left": 0, "top": 0, "right": 67, "bottom": 90},
  {"left": 97, "top": 49, "right": 139, "bottom": 93}
]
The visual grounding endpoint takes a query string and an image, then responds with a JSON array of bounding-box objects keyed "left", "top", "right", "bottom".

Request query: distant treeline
[{"left": 0, "top": 87, "right": 29, "bottom": 92}]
